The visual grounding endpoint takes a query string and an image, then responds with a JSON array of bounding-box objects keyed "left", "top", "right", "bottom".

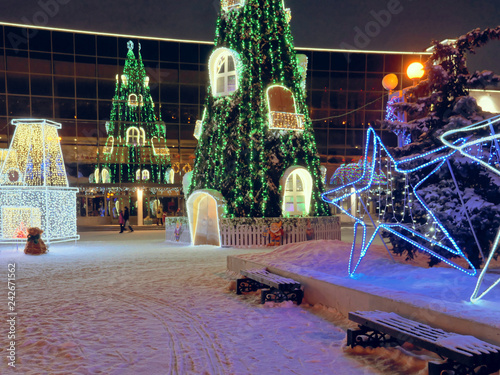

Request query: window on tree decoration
[
  {"left": 121, "top": 74, "right": 128, "bottom": 86},
  {"left": 281, "top": 167, "right": 313, "bottom": 216},
  {"left": 266, "top": 85, "right": 305, "bottom": 131},
  {"left": 152, "top": 137, "right": 170, "bottom": 156},
  {"left": 144, "top": 76, "right": 149, "bottom": 87},
  {"left": 93, "top": 167, "right": 100, "bottom": 183},
  {"left": 101, "top": 168, "right": 111, "bottom": 183},
  {"left": 126, "top": 127, "right": 145, "bottom": 146},
  {"left": 209, "top": 49, "right": 239, "bottom": 97},
  {"left": 103, "top": 136, "right": 114, "bottom": 154},
  {"left": 135, "top": 169, "right": 150, "bottom": 181},
  {"left": 221, "top": 0, "right": 244, "bottom": 12}
]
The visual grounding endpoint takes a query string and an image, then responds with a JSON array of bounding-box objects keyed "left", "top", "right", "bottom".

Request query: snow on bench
[
  {"left": 236, "top": 269, "right": 303, "bottom": 305},
  {"left": 347, "top": 310, "right": 500, "bottom": 375}
]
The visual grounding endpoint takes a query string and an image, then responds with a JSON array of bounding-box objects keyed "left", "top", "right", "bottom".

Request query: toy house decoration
[
  {"left": 0, "top": 119, "right": 79, "bottom": 243},
  {"left": 187, "top": 0, "right": 332, "bottom": 246}
]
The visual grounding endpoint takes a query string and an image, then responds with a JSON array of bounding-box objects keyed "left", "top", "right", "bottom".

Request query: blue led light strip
[
  {"left": 441, "top": 114, "right": 500, "bottom": 302},
  {"left": 322, "top": 127, "right": 476, "bottom": 277}
]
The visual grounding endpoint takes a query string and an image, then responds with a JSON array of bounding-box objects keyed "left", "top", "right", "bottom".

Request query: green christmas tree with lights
[
  {"left": 96, "top": 41, "right": 170, "bottom": 184},
  {"left": 189, "top": 0, "right": 330, "bottom": 218}
]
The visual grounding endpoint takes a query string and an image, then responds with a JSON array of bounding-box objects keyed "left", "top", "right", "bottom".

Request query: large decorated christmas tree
[
  {"left": 188, "top": 0, "right": 330, "bottom": 218},
  {"left": 95, "top": 41, "right": 170, "bottom": 185}
]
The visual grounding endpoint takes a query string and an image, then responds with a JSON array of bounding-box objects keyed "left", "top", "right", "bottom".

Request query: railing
[
  {"left": 221, "top": 0, "right": 243, "bottom": 12},
  {"left": 220, "top": 216, "right": 341, "bottom": 248},
  {"left": 269, "top": 111, "right": 305, "bottom": 131}
]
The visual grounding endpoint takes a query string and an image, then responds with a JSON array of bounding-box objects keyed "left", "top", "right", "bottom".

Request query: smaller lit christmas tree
[{"left": 95, "top": 41, "right": 170, "bottom": 185}]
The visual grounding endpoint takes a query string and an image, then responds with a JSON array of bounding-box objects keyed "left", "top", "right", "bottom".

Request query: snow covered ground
[
  {"left": 1, "top": 229, "right": 498, "bottom": 374},
  {"left": 0, "top": 230, "right": 415, "bottom": 375},
  {"left": 237, "top": 238, "right": 500, "bottom": 329}
]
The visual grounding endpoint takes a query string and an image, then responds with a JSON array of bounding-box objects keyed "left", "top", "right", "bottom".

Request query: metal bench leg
[{"left": 237, "top": 278, "right": 266, "bottom": 295}]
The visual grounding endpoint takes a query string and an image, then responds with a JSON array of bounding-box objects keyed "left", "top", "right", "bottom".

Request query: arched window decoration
[
  {"left": 121, "top": 74, "right": 128, "bottom": 86},
  {"left": 101, "top": 168, "right": 111, "bottom": 183},
  {"left": 152, "top": 137, "right": 170, "bottom": 156},
  {"left": 144, "top": 76, "right": 150, "bottom": 87},
  {"left": 103, "top": 136, "right": 114, "bottom": 154},
  {"left": 267, "top": 85, "right": 305, "bottom": 131},
  {"left": 221, "top": 0, "right": 244, "bottom": 12},
  {"left": 128, "top": 94, "right": 138, "bottom": 106},
  {"left": 93, "top": 168, "right": 100, "bottom": 183},
  {"left": 142, "top": 170, "right": 150, "bottom": 181},
  {"left": 165, "top": 168, "right": 175, "bottom": 184},
  {"left": 126, "top": 127, "right": 145, "bottom": 146},
  {"left": 209, "top": 49, "right": 239, "bottom": 97},
  {"left": 281, "top": 167, "right": 313, "bottom": 216},
  {"left": 135, "top": 169, "right": 141, "bottom": 181}
]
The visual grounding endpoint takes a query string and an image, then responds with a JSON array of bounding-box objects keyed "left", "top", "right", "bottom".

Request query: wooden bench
[
  {"left": 347, "top": 311, "right": 500, "bottom": 375},
  {"left": 236, "top": 269, "right": 303, "bottom": 305}
]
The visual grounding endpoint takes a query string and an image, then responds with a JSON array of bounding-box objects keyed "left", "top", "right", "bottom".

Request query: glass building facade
[{"left": 0, "top": 23, "right": 429, "bottom": 221}]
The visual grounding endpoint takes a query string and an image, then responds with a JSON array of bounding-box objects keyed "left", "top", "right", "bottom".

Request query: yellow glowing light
[
  {"left": 382, "top": 73, "right": 398, "bottom": 91},
  {"left": 407, "top": 62, "right": 425, "bottom": 80},
  {"left": 0, "top": 119, "right": 79, "bottom": 243}
]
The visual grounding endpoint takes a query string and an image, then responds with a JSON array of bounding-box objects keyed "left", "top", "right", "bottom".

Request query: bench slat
[
  {"left": 349, "top": 311, "right": 500, "bottom": 367},
  {"left": 241, "top": 269, "right": 301, "bottom": 290}
]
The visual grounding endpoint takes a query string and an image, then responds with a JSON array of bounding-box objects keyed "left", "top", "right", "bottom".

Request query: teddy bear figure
[{"left": 24, "top": 227, "right": 48, "bottom": 255}]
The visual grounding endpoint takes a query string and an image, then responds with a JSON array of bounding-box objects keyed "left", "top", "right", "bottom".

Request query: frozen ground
[
  {"left": 237, "top": 239, "right": 500, "bottom": 329},
  {"left": 1, "top": 229, "right": 498, "bottom": 374},
  {"left": 0, "top": 229, "right": 430, "bottom": 375}
]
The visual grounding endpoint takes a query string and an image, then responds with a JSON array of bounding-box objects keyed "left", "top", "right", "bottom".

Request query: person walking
[
  {"left": 119, "top": 209, "right": 125, "bottom": 233},
  {"left": 123, "top": 206, "right": 134, "bottom": 232},
  {"left": 156, "top": 205, "right": 163, "bottom": 226}
]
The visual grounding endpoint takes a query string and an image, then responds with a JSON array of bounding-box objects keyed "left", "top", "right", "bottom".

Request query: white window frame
[
  {"left": 209, "top": 48, "right": 239, "bottom": 97},
  {"left": 126, "top": 127, "right": 145, "bottom": 146},
  {"left": 281, "top": 167, "right": 313, "bottom": 216}
]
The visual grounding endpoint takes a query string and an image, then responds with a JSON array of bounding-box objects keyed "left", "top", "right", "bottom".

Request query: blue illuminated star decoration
[
  {"left": 441, "top": 114, "right": 500, "bottom": 302},
  {"left": 322, "top": 127, "right": 476, "bottom": 277}
]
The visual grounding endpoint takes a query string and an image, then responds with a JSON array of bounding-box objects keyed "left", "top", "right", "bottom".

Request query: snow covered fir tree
[
  {"left": 382, "top": 27, "right": 500, "bottom": 269},
  {"left": 92, "top": 41, "right": 171, "bottom": 185},
  {"left": 188, "top": 0, "right": 330, "bottom": 225}
]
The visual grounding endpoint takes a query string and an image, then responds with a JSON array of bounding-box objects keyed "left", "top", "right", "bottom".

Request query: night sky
[{"left": 0, "top": 0, "right": 499, "bottom": 72}]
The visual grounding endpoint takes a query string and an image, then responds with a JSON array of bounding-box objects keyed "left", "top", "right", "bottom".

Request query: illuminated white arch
[
  {"left": 101, "top": 167, "right": 111, "bottom": 183},
  {"left": 94, "top": 167, "right": 100, "bottom": 183},
  {"left": 144, "top": 76, "right": 150, "bottom": 87},
  {"left": 187, "top": 189, "right": 226, "bottom": 246},
  {"left": 209, "top": 48, "right": 241, "bottom": 97},
  {"left": 128, "top": 93, "right": 138, "bottom": 106},
  {"left": 135, "top": 169, "right": 141, "bottom": 181},
  {"left": 281, "top": 166, "right": 313, "bottom": 216},
  {"left": 121, "top": 74, "right": 128, "bottom": 86},
  {"left": 142, "top": 170, "right": 150, "bottom": 181},
  {"left": 103, "top": 135, "right": 114, "bottom": 154}
]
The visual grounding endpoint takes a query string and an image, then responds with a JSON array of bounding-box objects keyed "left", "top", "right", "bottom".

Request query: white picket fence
[{"left": 220, "top": 219, "right": 341, "bottom": 248}]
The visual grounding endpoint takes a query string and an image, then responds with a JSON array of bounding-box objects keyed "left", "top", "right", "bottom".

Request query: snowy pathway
[{"left": 0, "top": 231, "right": 400, "bottom": 375}]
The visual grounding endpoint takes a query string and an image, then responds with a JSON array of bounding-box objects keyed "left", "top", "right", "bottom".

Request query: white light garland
[{"left": 441, "top": 114, "right": 500, "bottom": 302}]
